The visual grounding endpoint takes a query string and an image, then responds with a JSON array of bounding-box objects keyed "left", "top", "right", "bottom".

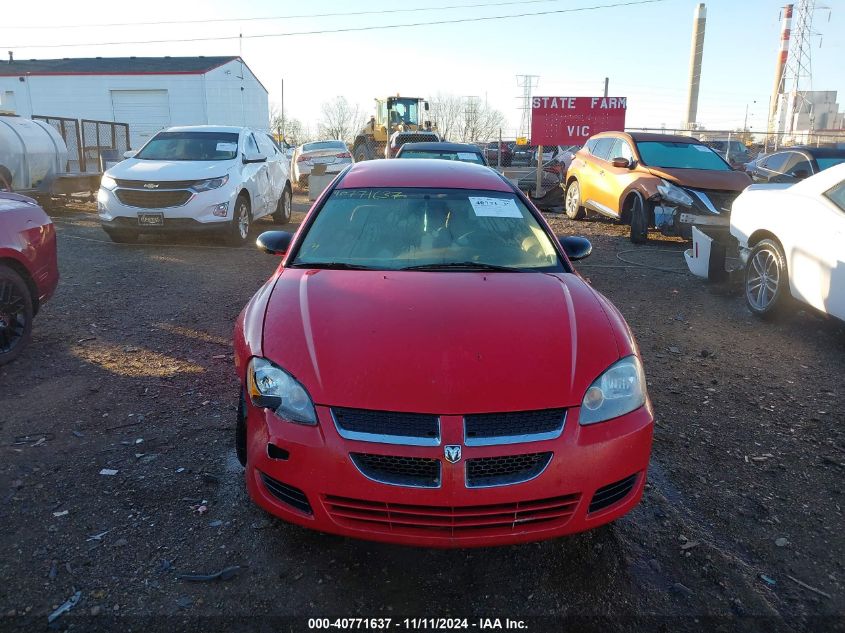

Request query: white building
[
  {"left": 774, "top": 90, "right": 845, "bottom": 136},
  {"left": 0, "top": 56, "right": 270, "bottom": 149}
]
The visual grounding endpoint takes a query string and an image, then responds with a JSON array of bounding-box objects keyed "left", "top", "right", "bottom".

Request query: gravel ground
[{"left": 0, "top": 197, "right": 843, "bottom": 632}]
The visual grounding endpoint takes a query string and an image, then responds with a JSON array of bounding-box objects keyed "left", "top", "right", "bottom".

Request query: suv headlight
[
  {"left": 100, "top": 174, "right": 117, "bottom": 190},
  {"left": 193, "top": 175, "right": 229, "bottom": 192},
  {"left": 580, "top": 356, "right": 647, "bottom": 425},
  {"left": 246, "top": 357, "right": 317, "bottom": 425},
  {"left": 656, "top": 180, "right": 693, "bottom": 207}
]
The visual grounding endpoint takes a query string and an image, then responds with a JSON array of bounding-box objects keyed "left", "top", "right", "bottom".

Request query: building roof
[
  {"left": 337, "top": 158, "right": 512, "bottom": 192},
  {"left": 0, "top": 56, "right": 239, "bottom": 76}
]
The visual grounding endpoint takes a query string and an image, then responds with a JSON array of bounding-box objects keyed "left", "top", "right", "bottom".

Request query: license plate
[
  {"left": 314, "top": 157, "right": 332, "bottom": 164},
  {"left": 138, "top": 213, "right": 164, "bottom": 226}
]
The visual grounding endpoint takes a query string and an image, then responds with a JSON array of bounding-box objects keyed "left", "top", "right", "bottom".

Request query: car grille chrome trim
[
  {"left": 463, "top": 409, "right": 566, "bottom": 446},
  {"left": 331, "top": 408, "right": 441, "bottom": 446},
  {"left": 349, "top": 453, "right": 441, "bottom": 489},
  {"left": 465, "top": 452, "right": 553, "bottom": 488}
]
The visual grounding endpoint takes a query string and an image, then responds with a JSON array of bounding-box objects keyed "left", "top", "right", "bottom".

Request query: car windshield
[
  {"left": 291, "top": 188, "right": 564, "bottom": 272},
  {"left": 817, "top": 157, "right": 845, "bottom": 170},
  {"left": 135, "top": 132, "right": 239, "bottom": 161},
  {"left": 636, "top": 141, "right": 731, "bottom": 170},
  {"left": 399, "top": 150, "right": 485, "bottom": 165},
  {"left": 303, "top": 141, "right": 347, "bottom": 152}
]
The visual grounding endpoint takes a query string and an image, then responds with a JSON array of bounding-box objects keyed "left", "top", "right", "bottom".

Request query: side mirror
[
  {"left": 792, "top": 169, "right": 810, "bottom": 180},
  {"left": 243, "top": 153, "right": 267, "bottom": 164},
  {"left": 611, "top": 157, "right": 631, "bottom": 169},
  {"left": 123, "top": 150, "right": 137, "bottom": 159},
  {"left": 559, "top": 236, "right": 592, "bottom": 261},
  {"left": 256, "top": 231, "right": 293, "bottom": 256}
]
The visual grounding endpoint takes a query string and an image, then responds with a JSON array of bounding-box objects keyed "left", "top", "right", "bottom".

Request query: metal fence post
[
  {"left": 535, "top": 145, "right": 543, "bottom": 197},
  {"left": 497, "top": 129, "right": 502, "bottom": 170}
]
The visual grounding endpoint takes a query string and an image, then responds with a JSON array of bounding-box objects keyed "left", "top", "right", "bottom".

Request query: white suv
[{"left": 98, "top": 126, "right": 292, "bottom": 244}]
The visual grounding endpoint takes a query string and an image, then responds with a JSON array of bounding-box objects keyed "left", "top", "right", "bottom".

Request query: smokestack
[
  {"left": 7, "top": 51, "right": 12, "bottom": 64},
  {"left": 769, "top": 4, "right": 793, "bottom": 131},
  {"left": 684, "top": 3, "right": 707, "bottom": 130}
]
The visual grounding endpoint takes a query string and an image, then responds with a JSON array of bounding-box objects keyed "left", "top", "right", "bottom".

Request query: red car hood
[
  {"left": 261, "top": 270, "right": 623, "bottom": 414},
  {"left": 645, "top": 166, "right": 751, "bottom": 191}
]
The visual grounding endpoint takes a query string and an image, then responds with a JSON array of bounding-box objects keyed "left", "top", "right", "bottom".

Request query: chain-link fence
[
  {"left": 31, "top": 115, "right": 82, "bottom": 172},
  {"left": 81, "top": 120, "right": 131, "bottom": 173}
]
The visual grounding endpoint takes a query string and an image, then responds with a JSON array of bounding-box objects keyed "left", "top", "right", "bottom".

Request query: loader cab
[{"left": 378, "top": 97, "right": 428, "bottom": 131}]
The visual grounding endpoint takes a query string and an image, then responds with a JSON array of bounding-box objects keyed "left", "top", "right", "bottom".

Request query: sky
[{"left": 2, "top": 0, "right": 844, "bottom": 136}]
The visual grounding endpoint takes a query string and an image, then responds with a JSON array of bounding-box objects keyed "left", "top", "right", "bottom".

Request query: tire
[
  {"left": 228, "top": 195, "right": 251, "bottom": 245},
  {"left": 0, "top": 264, "right": 34, "bottom": 366},
  {"left": 103, "top": 227, "right": 139, "bottom": 243},
  {"left": 235, "top": 390, "right": 248, "bottom": 467},
  {"left": 564, "top": 180, "right": 586, "bottom": 220},
  {"left": 354, "top": 143, "right": 373, "bottom": 162},
  {"left": 273, "top": 185, "right": 292, "bottom": 224},
  {"left": 745, "top": 239, "right": 791, "bottom": 319},
  {"left": 629, "top": 195, "right": 649, "bottom": 244}
]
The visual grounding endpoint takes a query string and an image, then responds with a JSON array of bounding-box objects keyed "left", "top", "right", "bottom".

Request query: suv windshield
[
  {"left": 136, "top": 132, "right": 239, "bottom": 161},
  {"left": 636, "top": 141, "right": 731, "bottom": 170},
  {"left": 399, "top": 150, "right": 485, "bottom": 165},
  {"left": 291, "top": 188, "right": 564, "bottom": 272}
]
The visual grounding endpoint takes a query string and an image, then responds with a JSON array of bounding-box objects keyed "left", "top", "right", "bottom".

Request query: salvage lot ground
[{"left": 1, "top": 195, "right": 843, "bottom": 632}]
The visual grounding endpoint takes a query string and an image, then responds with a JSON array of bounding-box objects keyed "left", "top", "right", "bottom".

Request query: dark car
[
  {"left": 483, "top": 142, "right": 513, "bottom": 167},
  {"left": 0, "top": 193, "right": 59, "bottom": 364},
  {"left": 395, "top": 142, "right": 487, "bottom": 165},
  {"left": 701, "top": 139, "right": 752, "bottom": 169},
  {"left": 746, "top": 146, "right": 845, "bottom": 184}
]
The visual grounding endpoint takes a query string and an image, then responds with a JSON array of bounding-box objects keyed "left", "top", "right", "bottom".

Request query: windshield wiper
[
  {"left": 400, "top": 261, "right": 526, "bottom": 272},
  {"left": 290, "top": 262, "right": 375, "bottom": 270}
]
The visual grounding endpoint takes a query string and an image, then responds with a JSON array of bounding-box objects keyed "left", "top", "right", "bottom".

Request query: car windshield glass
[
  {"left": 817, "top": 157, "right": 845, "bottom": 170},
  {"left": 635, "top": 141, "right": 731, "bottom": 170},
  {"left": 399, "top": 150, "right": 485, "bottom": 165},
  {"left": 291, "top": 188, "right": 564, "bottom": 272},
  {"left": 303, "top": 141, "right": 347, "bottom": 152},
  {"left": 135, "top": 132, "right": 239, "bottom": 161}
]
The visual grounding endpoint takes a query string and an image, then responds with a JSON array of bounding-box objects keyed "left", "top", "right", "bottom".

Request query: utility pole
[
  {"left": 603, "top": 77, "right": 609, "bottom": 98},
  {"left": 281, "top": 78, "right": 285, "bottom": 142}
]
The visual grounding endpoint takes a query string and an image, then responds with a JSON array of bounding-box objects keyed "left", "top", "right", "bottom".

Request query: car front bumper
[
  {"left": 97, "top": 185, "right": 237, "bottom": 230},
  {"left": 244, "top": 401, "right": 654, "bottom": 548}
]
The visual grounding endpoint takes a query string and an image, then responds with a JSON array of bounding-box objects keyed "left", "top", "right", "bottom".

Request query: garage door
[{"left": 111, "top": 90, "right": 171, "bottom": 150}]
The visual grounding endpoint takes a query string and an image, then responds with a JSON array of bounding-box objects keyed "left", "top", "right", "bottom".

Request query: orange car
[{"left": 564, "top": 132, "right": 751, "bottom": 242}]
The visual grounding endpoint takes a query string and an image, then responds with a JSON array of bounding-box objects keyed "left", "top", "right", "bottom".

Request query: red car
[
  {"left": 233, "top": 159, "right": 653, "bottom": 547},
  {"left": 0, "top": 193, "right": 59, "bottom": 365}
]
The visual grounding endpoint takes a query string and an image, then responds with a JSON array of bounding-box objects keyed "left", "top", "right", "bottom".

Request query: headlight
[
  {"left": 193, "top": 175, "right": 229, "bottom": 192},
  {"left": 579, "top": 356, "right": 646, "bottom": 425},
  {"left": 246, "top": 357, "right": 317, "bottom": 425},
  {"left": 100, "top": 174, "right": 117, "bottom": 190},
  {"left": 656, "top": 180, "right": 693, "bottom": 207}
]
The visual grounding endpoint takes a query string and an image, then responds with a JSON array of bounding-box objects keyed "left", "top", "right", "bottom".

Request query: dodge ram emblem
[
  {"left": 143, "top": 183, "right": 159, "bottom": 189},
  {"left": 444, "top": 445, "right": 462, "bottom": 464}
]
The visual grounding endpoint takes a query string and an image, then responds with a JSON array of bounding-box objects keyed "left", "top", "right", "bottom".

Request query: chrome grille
[
  {"left": 464, "top": 409, "right": 566, "bottom": 446},
  {"left": 466, "top": 452, "right": 552, "bottom": 488},
  {"left": 115, "top": 189, "right": 192, "bottom": 209},
  {"left": 114, "top": 179, "right": 197, "bottom": 189},
  {"left": 332, "top": 408, "right": 440, "bottom": 446},
  {"left": 350, "top": 453, "right": 441, "bottom": 488}
]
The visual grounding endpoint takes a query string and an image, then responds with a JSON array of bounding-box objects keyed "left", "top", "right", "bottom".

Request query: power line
[
  {"left": 7, "top": 0, "right": 592, "bottom": 30},
  {"left": 3, "top": 0, "right": 668, "bottom": 50}
]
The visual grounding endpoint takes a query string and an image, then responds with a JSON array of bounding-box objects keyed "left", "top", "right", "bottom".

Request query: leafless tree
[
  {"left": 429, "top": 93, "right": 506, "bottom": 144},
  {"left": 270, "top": 104, "right": 315, "bottom": 147},
  {"left": 317, "top": 97, "right": 366, "bottom": 144}
]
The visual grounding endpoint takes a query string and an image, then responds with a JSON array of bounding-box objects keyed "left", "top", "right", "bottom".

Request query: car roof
[
  {"left": 336, "top": 159, "right": 512, "bottom": 192},
  {"left": 791, "top": 161, "right": 845, "bottom": 194},
  {"left": 398, "top": 142, "right": 483, "bottom": 153},
  {"left": 781, "top": 146, "right": 845, "bottom": 157},
  {"left": 624, "top": 132, "right": 703, "bottom": 144},
  {"left": 164, "top": 125, "right": 244, "bottom": 134}
]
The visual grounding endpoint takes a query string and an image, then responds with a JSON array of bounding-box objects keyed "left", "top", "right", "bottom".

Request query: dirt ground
[{"left": 1, "top": 195, "right": 843, "bottom": 632}]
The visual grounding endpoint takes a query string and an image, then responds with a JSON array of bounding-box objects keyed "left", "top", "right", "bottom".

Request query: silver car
[{"left": 291, "top": 140, "right": 353, "bottom": 185}]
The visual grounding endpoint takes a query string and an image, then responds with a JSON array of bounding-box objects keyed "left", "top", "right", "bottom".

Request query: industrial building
[{"left": 0, "top": 56, "right": 270, "bottom": 149}]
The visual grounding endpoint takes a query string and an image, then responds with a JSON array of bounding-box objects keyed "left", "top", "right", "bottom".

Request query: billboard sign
[{"left": 530, "top": 96, "right": 627, "bottom": 145}]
